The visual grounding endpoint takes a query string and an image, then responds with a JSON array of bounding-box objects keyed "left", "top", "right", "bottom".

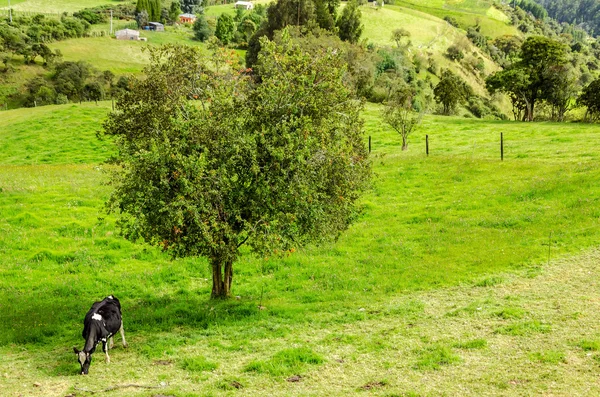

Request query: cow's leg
[
  {"left": 109, "top": 336, "right": 114, "bottom": 349},
  {"left": 102, "top": 340, "right": 110, "bottom": 363},
  {"left": 120, "top": 324, "right": 128, "bottom": 348}
]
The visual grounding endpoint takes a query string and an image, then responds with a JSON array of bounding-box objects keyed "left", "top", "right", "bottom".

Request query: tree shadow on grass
[{"left": 0, "top": 291, "right": 261, "bottom": 347}]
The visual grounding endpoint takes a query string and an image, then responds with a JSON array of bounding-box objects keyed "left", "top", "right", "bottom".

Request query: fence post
[
  {"left": 426, "top": 134, "right": 429, "bottom": 156},
  {"left": 368, "top": 135, "right": 371, "bottom": 153},
  {"left": 500, "top": 132, "right": 504, "bottom": 161}
]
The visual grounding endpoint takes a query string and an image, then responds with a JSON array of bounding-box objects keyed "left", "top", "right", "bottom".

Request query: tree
[
  {"left": 336, "top": 0, "right": 363, "bottom": 44},
  {"left": 168, "top": 2, "right": 182, "bottom": 24},
  {"left": 83, "top": 81, "right": 104, "bottom": 104},
  {"left": 434, "top": 69, "right": 468, "bottom": 115},
  {"left": 136, "top": 10, "right": 149, "bottom": 28},
  {"left": 486, "top": 67, "right": 530, "bottom": 121},
  {"left": 245, "top": 0, "right": 316, "bottom": 68},
  {"left": 578, "top": 77, "right": 600, "bottom": 122},
  {"left": 445, "top": 44, "right": 464, "bottom": 61},
  {"left": 193, "top": 14, "right": 212, "bottom": 41},
  {"left": 102, "top": 40, "right": 371, "bottom": 299},
  {"left": 215, "top": 13, "right": 235, "bottom": 45},
  {"left": 136, "top": 0, "right": 160, "bottom": 21},
  {"left": 486, "top": 36, "right": 569, "bottom": 121},
  {"left": 180, "top": 0, "right": 203, "bottom": 14},
  {"left": 391, "top": 28, "right": 410, "bottom": 48},
  {"left": 382, "top": 86, "right": 422, "bottom": 151}
]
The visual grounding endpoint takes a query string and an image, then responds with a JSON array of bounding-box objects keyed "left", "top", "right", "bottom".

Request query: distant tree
[
  {"left": 314, "top": 0, "right": 335, "bottom": 30},
  {"left": 382, "top": 85, "right": 422, "bottom": 150},
  {"left": 486, "top": 67, "right": 530, "bottom": 121},
  {"left": 193, "top": 14, "right": 212, "bottom": 41},
  {"left": 434, "top": 69, "right": 468, "bottom": 115},
  {"left": 486, "top": 36, "right": 569, "bottom": 121},
  {"left": 578, "top": 77, "right": 600, "bottom": 122},
  {"left": 245, "top": 0, "right": 316, "bottom": 68},
  {"left": 391, "top": 28, "right": 410, "bottom": 48},
  {"left": 136, "top": 0, "right": 160, "bottom": 21},
  {"left": 102, "top": 41, "right": 371, "bottom": 299},
  {"left": 544, "top": 65, "right": 578, "bottom": 121},
  {"left": 336, "top": 0, "right": 363, "bottom": 44},
  {"left": 136, "top": 10, "right": 149, "bottom": 28},
  {"left": 52, "top": 61, "right": 93, "bottom": 102},
  {"left": 180, "top": 0, "right": 203, "bottom": 14},
  {"left": 83, "top": 81, "right": 104, "bottom": 104},
  {"left": 445, "top": 44, "right": 464, "bottom": 61},
  {"left": 168, "top": 2, "right": 182, "bottom": 24},
  {"left": 215, "top": 13, "right": 235, "bottom": 45}
]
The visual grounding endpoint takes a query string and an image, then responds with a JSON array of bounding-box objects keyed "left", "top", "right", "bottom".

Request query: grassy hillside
[
  {"left": 0, "top": 103, "right": 599, "bottom": 395},
  {"left": 0, "top": 0, "right": 119, "bottom": 13}
]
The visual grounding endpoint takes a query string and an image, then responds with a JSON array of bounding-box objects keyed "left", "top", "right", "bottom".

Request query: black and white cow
[{"left": 73, "top": 295, "right": 128, "bottom": 375}]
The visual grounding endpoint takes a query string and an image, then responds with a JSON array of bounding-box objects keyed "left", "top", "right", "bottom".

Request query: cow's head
[{"left": 73, "top": 347, "right": 92, "bottom": 375}]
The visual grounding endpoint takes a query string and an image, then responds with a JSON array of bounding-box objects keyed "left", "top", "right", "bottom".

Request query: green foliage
[
  {"left": 445, "top": 44, "right": 464, "bottom": 61},
  {"left": 336, "top": 0, "right": 363, "bottom": 44},
  {"left": 244, "top": 347, "right": 324, "bottom": 376},
  {"left": 102, "top": 41, "right": 370, "bottom": 298},
  {"left": 181, "top": 0, "right": 203, "bottom": 14},
  {"left": 246, "top": 0, "right": 316, "bottom": 67},
  {"left": 434, "top": 69, "right": 469, "bottom": 115},
  {"left": 215, "top": 13, "right": 235, "bottom": 44},
  {"left": 382, "top": 85, "right": 422, "bottom": 150},
  {"left": 193, "top": 14, "right": 212, "bottom": 42},
  {"left": 578, "top": 78, "right": 600, "bottom": 122}
]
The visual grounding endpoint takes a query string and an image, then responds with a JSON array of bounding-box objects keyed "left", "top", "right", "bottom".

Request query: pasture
[
  {"left": 0, "top": 0, "right": 118, "bottom": 13},
  {"left": 1, "top": 102, "right": 600, "bottom": 395}
]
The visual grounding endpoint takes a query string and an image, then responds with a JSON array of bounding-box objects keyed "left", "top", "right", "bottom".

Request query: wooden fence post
[
  {"left": 368, "top": 135, "right": 371, "bottom": 153},
  {"left": 426, "top": 134, "right": 429, "bottom": 156},
  {"left": 500, "top": 132, "right": 504, "bottom": 161}
]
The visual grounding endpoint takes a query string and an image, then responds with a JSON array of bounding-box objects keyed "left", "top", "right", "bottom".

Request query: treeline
[
  {"left": 22, "top": 61, "right": 130, "bottom": 107},
  {"left": 531, "top": 0, "right": 600, "bottom": 37},
  {"left": 0, "top": 14, "right": 90, "bottom": 70}
]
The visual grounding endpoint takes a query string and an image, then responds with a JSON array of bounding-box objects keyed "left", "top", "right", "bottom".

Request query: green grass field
[
  {"left": 0, "top": 0, "right": 119, "bottom": 13},
  {"left": 1, "top": 102, "right": 599, "bottom": 395}
]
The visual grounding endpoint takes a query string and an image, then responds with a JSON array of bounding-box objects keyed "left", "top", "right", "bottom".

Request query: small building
[
  {"left": 115, "top": 28, "right": 140, "bottom": 40},
  {"left": 144, "top": 22, "right": 165, "bottom": 32},
  {"left": 234, "top": 1, "right": 254, "bottom": 9},
  {"left": 179, "top": 13, "right": 197, "bottom": 24}
]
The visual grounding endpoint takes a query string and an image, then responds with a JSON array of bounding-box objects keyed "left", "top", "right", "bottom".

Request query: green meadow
[
  {"left": 1, "top": 102, "right": 600, "bottom": 395},
  {"left": 0, "top": 0, "right": 117, "bottom": 13}
]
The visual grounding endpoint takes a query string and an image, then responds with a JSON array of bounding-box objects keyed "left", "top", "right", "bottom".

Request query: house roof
[
  {"left": 179, "top": 13, "right": 197, "bottom": 18},
  {"left": 149, "top": 22, "right": 164, "bottom": 26}
]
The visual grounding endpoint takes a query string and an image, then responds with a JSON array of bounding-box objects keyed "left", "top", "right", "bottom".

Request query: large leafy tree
[
  {"left": 102, "top": 40, "right": 371, "bottom": 299},
  {"left": 486, "top": 35, "right": 569, "bottom": 121}
]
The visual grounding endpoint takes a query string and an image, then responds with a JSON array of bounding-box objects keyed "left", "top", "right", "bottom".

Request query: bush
[
  {"left": 446, "top": 45, "right": 464, "bottom": 61},
  {"left": 444, "top": 15, "right": 460, "bottom": 27}
]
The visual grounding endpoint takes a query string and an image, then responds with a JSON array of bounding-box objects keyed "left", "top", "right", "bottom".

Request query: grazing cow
[{"left": 73, "top": 295, "right": 128, "bottom": 375}]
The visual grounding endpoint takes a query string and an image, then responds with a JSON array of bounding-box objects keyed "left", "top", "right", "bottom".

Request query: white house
[{"left": 115, "top": 28, "right": 140, "bottom": 40}]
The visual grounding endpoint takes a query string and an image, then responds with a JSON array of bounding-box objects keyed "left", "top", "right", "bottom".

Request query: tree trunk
[
  {"left": 211, "top": 259, "right": 233, "bottom": 299},
  {"left": 401, "top": 136, "right": 408, "bottom": 151}
]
